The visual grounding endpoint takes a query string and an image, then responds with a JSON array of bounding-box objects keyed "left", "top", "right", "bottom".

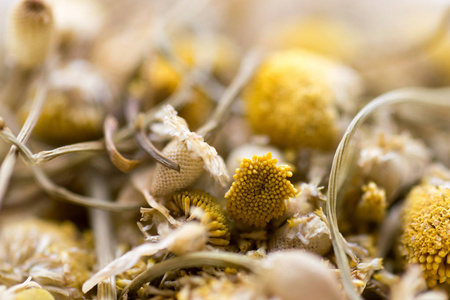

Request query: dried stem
[
  {"left": 31, "top": 166, "right": 140, "bottom": 212},
  {"left": 104, "top": 115, "right": 141, "bottom": 173},
  {"left": 87, "top": 170, "right": 117, "bottom": 300},
  {"left": 198, "top": 49, "right": 263, "bottom": 140},
  {"left": 0, "top": 70, "right": 48, "bottom": 209},
  {"left": 327, "top": 87, "right": 450, "bottom": 300},
  {"left": 120, "top": 251, "right": 257, "bottom": 298}
]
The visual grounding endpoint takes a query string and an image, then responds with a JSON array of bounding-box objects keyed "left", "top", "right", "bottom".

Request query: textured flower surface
[
  {"left": 243, "top": 50, "right": 338, "bottom": 149},
  {"left": 401, "top": 184, "right": 450, "bottom": 288},
  {"left": 225, "top": 152, "right": 297, "bottom": 227},
  {"left": 171, "top": 190, "right": 230, "bottom": 246}
]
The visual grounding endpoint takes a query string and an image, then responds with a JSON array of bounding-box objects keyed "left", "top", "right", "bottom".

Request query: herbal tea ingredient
[{"left": 0, "top": 1, "right": 450, "bottom": 300}]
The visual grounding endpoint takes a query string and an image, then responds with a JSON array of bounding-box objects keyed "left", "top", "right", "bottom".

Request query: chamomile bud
[
  {"left": 6, "top": 0, "right": 54, "bottom": 69},
  {"left": 243, "top": 50, "right": 361, "bottom": 150},
  {"left": 258, "top": 250, "right": 343, "bottom": 300}
]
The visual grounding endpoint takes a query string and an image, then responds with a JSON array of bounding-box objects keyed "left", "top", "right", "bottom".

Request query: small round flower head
[
  {"left": 243, "top": 50, "right": 339, "bottom": 150},
  {"left": 225, "top": 152, "right": 297, "bottom": 227},
  {"left": 6, "top": 0, "right": 54, "bottom": 69},
  {"left": 19, "top": 61, "right": 112, "bottom": 145},
  {"left": 401, "top": 184, "right": 450, "bottom": 288},
  {"left": 171, "top": 190, "right": 231, "bottom": 246}
]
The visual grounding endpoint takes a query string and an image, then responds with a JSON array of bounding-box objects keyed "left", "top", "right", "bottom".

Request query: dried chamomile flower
[
  {"left": 171, "top": 190, "right": 230, "bottom": 246},
  {"left": 150, "top": 105, "right": 229, "bottom": 197},
  {"left": 356, "top": 182, "right": 387, "bottom": 223},
  {"left": 259, "top": 250, "right": 343, "bottom": 300},
  {"left": 269, "top": 211, "right": 331, "bottom": 255},
  {"left": 400, "top": 182, "right": 450, "bottom": 288},
  {"left": 264, "top": 16, "right": 362, "bottom": 63},
  {"left": 0, "top": 278, "right": 53, "bottom": 300},
  {"left": 146, "top": 33, "right": 240, "bottom": 101},
  {"left": 6, "top": 0, "right": 54, "bottom": 69},
  {"left": 225, "top": 152, "right": 297, "bottom": 227},
  {"left": 243, "top": 50, "right": 358, "bottom": 149},
  {"left": 18, "top": 60, "right": 112, "bottom": 144},
  {"left": 359, "top": 132, "right": 431, "bottom": 201},
  {"left": 0, "top": 218, "right": 94, "bottom": 299},
  {"left": 82, "top": 222, "right": 208, "bottom": 293}
]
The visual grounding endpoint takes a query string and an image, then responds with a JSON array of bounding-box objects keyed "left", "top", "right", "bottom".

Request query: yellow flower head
[
  {"left": 401, "top": 184, "right": 450, "bottom": 288},
  {"left": 171, "top": 190, "right": 230, "bottom": 246},
  {"left": 225, "top": 152, "right": 297, "bottom": 227},
  {"left": 243, "top": 50, "right": 338, "bottom": 150}
]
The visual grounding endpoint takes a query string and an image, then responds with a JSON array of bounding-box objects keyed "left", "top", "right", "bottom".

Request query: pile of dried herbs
[{"left": 0, "top": 0, "right": 450, "bottom": 299}]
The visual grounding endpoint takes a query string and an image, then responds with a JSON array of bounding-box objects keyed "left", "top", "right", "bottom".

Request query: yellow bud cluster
[
  {"left": 401, "top": 184, "right": 450, "bottom": 288},
  {"left": 356, "top": 182, "right": 387, "bottom": 223},
  {"left": 243, "top": 50, "right": 338, "bottom": 149},
  {"left": 225, "top": 152, "right": 297, "bottom": 227},
  {"left": 172, "top": 190, "right": 230, "bottom": 246}
]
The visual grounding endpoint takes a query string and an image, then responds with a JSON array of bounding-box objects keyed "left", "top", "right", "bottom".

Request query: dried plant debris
[
  {"left": 0, "top": 218, "right": 94, "bottom": 299},
  {"left": 2, "top": 1, "right": 450, "bottom": 300}
]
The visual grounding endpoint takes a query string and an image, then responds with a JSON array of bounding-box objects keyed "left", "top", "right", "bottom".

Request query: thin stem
[
  {"left": 198, "top": 49, "right": 263, "bottom": 140},
  {"left": 326, "top": 87, "right": 450, "bottom": 300},
  {"left": 31, "top": 166, "right": 140, "bottom": 212},
  {"left": 87, "top": 170, "right": 117, "bottom": 300},
  {"left": 0, "top": 70, "right": 48, "bottom": 208},
  {"left": 120, "top": 251, "right": 257, "bottom": 298}
]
